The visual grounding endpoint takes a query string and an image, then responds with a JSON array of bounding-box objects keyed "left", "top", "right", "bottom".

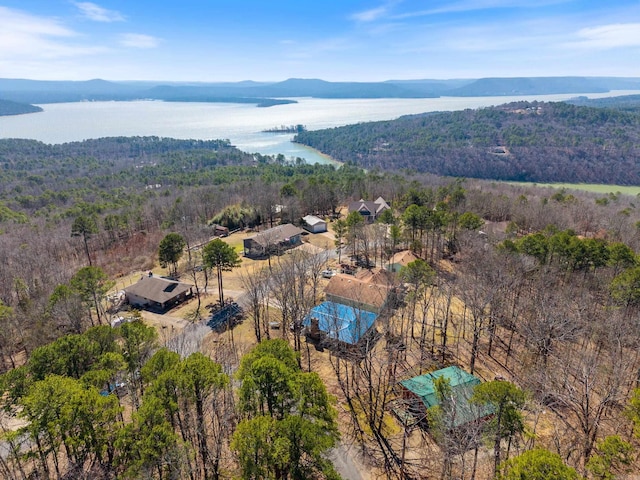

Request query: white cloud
[
  {"left": 394, "top": 0, "right": 569, "bottom": 19},
  {"left": 0, "top": 6, "right": 108, "bottom": 60},
  {"left": 352, "top": 6, "right": 390, "bottom": 22},
  {"left": 351, "top": 1, "right": 405, "bottom": 22},
  {"left": 74, "top": 2, "right": 125, "bottom": 22},
  {"left": 0, "top": 6, "right": 75, "bottom": 39},
  {"left": 572, "top": 23, "right": 640, "bottom": 49},
  {"left": 119, "top": 33, "right": 161, "bottom": 49}
]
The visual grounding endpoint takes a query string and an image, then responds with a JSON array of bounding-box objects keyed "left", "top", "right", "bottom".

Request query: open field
[{"left": 507, "top": 181, "right": 640, "bottom": 195}]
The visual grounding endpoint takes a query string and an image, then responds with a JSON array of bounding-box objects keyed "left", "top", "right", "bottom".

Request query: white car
[{"left": 322, "top": 269, "right": 336, "bottom": 278}]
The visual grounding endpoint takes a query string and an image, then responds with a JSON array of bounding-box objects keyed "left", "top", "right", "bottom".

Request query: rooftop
[
  {"left": 302, "top": 215, "right": 326, "bottom": 226},
  {"left": 355, "top": 267, "right": 396, "bottom": 286},
  {"left": 348, "top": 197, "right": 390, "bottom": 216},
  {"left": 246, "top": 223, "right": 304, "bottom": 247},
  {"left": 303, "top": 301, "right": 378, "bottom": 344},
  {"left": 400, "top": 366, "right": 493, "bottom": 428},
  {"left": 390, "top": 250, "right": 420, "bottom": 266},
  {"left": 124, "top": 276, "right": 193, "bottom": 304},
  {"left": 324, "top": 274, "right": 390, "bottom": 310}
]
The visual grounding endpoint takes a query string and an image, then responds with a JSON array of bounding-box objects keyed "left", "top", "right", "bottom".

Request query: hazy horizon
[{"left": 1, "top": 1, "right": 639, "bottom": 82}]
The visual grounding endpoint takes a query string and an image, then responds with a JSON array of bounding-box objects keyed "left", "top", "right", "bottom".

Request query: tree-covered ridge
[
  {"left": 0, "top": 99, "right": 43, "bottom": 116},
  {"left": 294, "top": 101, "right": 640, "bottom": 184},
  {"left": 567, "top": 93, "right": 640, "bottom": 113},
  {"left": 0, "top": 137, "right": 253, "bottom": 219},
  {"left": 0, "top": 136, "right": 368, "bottom": 224}
]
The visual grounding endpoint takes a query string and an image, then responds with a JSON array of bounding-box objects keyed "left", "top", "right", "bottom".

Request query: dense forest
[
  {"left": 294, "top": 101, "right": 640, "bottom": 184},
  {"left": 567, "top": 93, "right": 640, "bottom": 112},
  {"left": 3, "top": 128, "right": 640, "bottom": 478}
]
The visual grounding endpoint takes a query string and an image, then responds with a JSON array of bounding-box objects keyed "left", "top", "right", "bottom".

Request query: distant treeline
[
  {"left": 3, "top": 76, "right": 640, "bottom": 109},
  {"left": 567, "top": 93, "right": 640, "bottom": 113},
  {"left": 294, "top": 101, "right": 640, "bottom": 185}
]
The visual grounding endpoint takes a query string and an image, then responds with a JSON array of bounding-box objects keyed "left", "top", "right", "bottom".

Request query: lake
[{"left": 1, "top": 91, "right": 638, "bottom": 165}]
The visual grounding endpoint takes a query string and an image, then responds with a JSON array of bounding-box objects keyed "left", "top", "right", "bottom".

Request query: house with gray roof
[
  {"left": 243, "top": 223, "right": 304, "bottom": 258},
  {"left": 124, "top": 275, "right": 194, "bottom": 312},
  {"left": 348, "top": 197, "right": 390, "bottom": 222}
]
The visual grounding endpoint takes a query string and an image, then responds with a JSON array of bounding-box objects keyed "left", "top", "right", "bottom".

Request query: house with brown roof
[
  {"left": 243, "top": 223, "right": 304, "bottom": 258},
  {"left": 124, "top": 276, "right": 194, "bottom": 312},
  {"left": 348, "top": 197, "right": 390, "bottom": 222},
  {"left": 355, "top": 267, "right": 396, "bottom": 286},
  {"left": 387, "top": 250, "right": 420, "bottom": 273},
  {"left": 324, "top": 273, "right": 392, "bottom": 314}
]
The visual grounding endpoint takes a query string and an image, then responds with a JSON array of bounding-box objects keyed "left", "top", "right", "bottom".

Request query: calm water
[{"left": 1, "top": 91, "right": 638, "bottom": 165}]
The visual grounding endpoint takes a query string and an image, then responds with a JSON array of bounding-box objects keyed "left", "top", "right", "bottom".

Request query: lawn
[{"left": 508, "top": 182, "right": 640, "bottom": 196}]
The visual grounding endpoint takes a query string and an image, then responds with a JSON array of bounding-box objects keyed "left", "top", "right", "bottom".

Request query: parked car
[
  {"left": 322, "top": 269, "right": 336, "bottom": 278},
  {"left": 351, "top": 255, "right": 375, "bottom": 268},
  {"left": 340, "top": 264, "right": 356, "bottom": 275}
]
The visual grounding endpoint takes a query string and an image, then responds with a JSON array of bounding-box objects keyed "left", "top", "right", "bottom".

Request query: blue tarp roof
[{"left": 303, "top": 301, "right": 378, "bottom": 345}]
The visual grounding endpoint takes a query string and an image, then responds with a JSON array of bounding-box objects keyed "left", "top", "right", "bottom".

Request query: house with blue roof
[{"left": 303, "top": 301, "right": 378, "bottom": 346}]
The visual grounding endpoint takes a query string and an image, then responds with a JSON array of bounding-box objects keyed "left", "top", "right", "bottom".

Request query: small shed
[
  {"left": 398, "top": 366, "right": 493, "bottom": 429},
  {"left": 211, "top": 224, "right": 229, "bottom": 237},
  {"left": 124, "top": 276, "right": 194, "bottom": 312},
  {"left": 302, "top": 215, "right": 327, "bottom": 233},
  {"left": 303, "top": 301, "right": 378, "bottom": 345}
]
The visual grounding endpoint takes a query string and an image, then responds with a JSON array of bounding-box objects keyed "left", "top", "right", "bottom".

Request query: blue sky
[{"left": 1, "top": 1, "right": 639, "bottom": 81}]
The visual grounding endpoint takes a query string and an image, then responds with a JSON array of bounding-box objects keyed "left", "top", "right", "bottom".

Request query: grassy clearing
[{"left": 507, "top": 181, "right": 640, "bottom": 196}]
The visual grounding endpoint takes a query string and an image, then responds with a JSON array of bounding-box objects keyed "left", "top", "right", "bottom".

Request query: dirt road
[{"left": 328, "top": 442, "right": 369, "bottom": 480}]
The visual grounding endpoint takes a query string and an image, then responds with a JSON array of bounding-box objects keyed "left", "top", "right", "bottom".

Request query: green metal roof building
[{"left": 399, "top": 366, "right": 493, "bottom": 429}]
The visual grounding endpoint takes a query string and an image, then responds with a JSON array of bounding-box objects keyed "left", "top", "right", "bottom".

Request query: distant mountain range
[{"left": 2, "top": 76, "right": 640, "bottom": 116}]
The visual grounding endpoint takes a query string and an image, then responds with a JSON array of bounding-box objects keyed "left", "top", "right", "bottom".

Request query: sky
[{"left": 1, "top": 1, "right": 640, "bottom": 82}]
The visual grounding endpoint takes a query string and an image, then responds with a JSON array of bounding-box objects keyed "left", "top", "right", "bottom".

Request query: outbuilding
[{"left": 302, "top": 215, "right": 327, "bottom": 233}]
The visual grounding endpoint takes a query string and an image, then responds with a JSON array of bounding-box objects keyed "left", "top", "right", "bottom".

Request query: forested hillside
[
  {"left": 0, "top": 137, "right": 256, "bottom": 220},
  {"left": 294, "top": 101, "right": 640, "bottom": 184},
  {"left": 0, "top": 99, "right": 43, "bottom": 116},
  {"left": 567, "top": 93, "right": 640, "bottom": 112}
]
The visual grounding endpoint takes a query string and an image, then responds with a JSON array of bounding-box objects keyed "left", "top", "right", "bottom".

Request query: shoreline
[{"left": 292, "top": 142, "right": 343, "bottom": 167}]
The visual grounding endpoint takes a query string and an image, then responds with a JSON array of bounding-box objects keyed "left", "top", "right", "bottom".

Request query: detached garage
[{"left": 302, "top": 215, "right": 327, "bottom": 233}]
